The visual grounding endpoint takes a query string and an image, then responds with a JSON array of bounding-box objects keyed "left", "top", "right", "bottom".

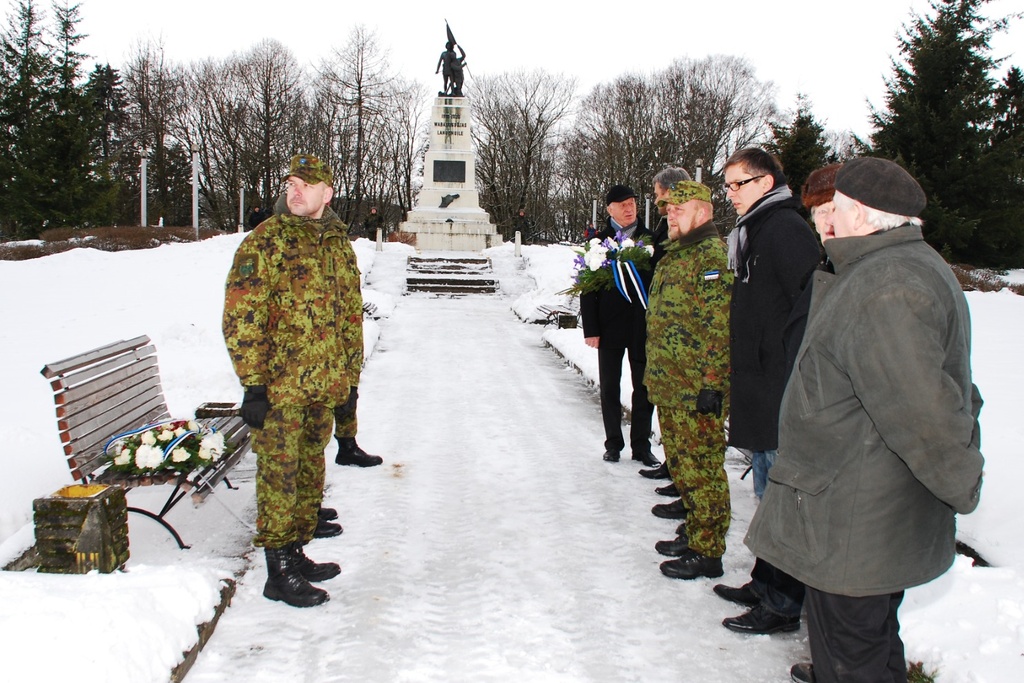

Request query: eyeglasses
[{"left": 724, "top": 175, "right": 765, "bottom": 192}]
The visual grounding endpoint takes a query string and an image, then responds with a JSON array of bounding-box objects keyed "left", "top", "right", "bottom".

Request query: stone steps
[{"left": 406, "top": 256, "right": 498, "bottom": 295}]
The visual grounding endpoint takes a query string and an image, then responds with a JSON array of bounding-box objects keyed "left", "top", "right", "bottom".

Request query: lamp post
[
  {"left": 140, "top": 149, "right": 150, "bottom": 228},
  {"left": 190, "top": 144, "right": 200, "bottom": 239}
]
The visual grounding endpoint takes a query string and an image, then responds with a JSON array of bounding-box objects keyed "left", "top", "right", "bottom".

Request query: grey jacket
[{"left": 745, "top": 224, "right": 984, "bottom": 596}]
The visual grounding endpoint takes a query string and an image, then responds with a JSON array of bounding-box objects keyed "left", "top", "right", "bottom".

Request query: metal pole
[
  {"left": 645, "top": 197, "right": 650, "bottom": 230},
  {"left": 140, "top": 155, "right": 148, "bottom": 227},
  {"left": 695, "top": 158, "right": 704, "bottom": 184},
  {"left": 238, "top": 187, "right": 245, "bottom": 233},
  {"left": 591, "top": 199, "right": 597, "bottom": 236},
  {"left": 376, "top": 227, "right": 383, "bottom": 252},
  {"left": 514, "top": 230, "right": 522, "bottom": 257},
  {"left": 191, "top": 144, "right": 200, "bottom": 240}
]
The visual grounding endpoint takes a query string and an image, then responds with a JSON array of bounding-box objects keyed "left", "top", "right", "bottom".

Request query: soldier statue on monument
[{"left": 436, "top": 22, "right": 468, "bottom": 97}]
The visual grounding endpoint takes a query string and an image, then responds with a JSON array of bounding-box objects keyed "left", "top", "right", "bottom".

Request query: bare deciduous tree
[{"left": 472, "top": 69, "right": 576, "bottom": 241}]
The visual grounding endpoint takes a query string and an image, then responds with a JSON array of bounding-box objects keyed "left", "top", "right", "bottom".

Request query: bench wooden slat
[
  {"left": 41, "top": 335, "right": 153, "bottom": 379},
  {"left": 54, "top": 355, "right": 160, "bottom": 407},
  {"left": 61, "top": 388, "right": 169, "bottom": 452},
  {"left": 59, "top": 376, "right": 165, "bottom": 436}
]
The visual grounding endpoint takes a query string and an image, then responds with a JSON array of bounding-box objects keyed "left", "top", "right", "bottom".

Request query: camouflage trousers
[
  {"left": 659, "top": 405, "right": 730, "bottom": 557},
  {"left": 251, "top": 403, "right": 333, "bottom": 548},
  {"left": 333, "top": 406, "right": 357, "bottom": 439}
]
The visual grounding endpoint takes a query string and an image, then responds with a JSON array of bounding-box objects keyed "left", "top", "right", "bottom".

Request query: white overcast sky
[{"left": 12, "top": 0, "right": 1024, "bottom": 139}]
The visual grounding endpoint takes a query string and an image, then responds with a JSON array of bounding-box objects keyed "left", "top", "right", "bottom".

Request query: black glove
[
  {"left": 695, "top": 389, "right": 723, "bottom": 417},
  {"left": 334, "top": 386, "right": 358, "bottom": 421},
  {"left": 240, "top": 385, "right": 269, "bottom": 429}
]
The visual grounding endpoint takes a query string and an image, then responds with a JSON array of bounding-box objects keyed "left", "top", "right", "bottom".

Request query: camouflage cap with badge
[
  {"left": 285, "top": 154, "right": 333, "bottom": 186},
  {"left": 658, "top": 180, "right": 712, "bottom": 208}
]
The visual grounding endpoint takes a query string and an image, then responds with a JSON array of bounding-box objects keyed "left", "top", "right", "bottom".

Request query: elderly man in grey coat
[{"left": 746, "top": 157, "right": 984, "bottom": 683}]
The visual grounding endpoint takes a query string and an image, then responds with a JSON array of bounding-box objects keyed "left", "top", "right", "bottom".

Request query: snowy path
[{"left": 187, "top": 258, "right": 807, "bottom": 683}]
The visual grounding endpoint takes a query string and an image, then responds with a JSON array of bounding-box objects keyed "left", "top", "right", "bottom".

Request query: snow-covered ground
[{"left": 0, "top": 235, "right": 1022, "bottom": 682}]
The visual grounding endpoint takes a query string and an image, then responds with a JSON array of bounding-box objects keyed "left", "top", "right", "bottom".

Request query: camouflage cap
[
  {"left": 658, "top": 180, "right": 712, "bottom": 207},
  {"left": 284, "top": 154, "right": 333, "bottom": 186}
]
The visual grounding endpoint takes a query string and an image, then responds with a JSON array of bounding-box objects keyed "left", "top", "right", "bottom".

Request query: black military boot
[
  {"left": 263, "top": 546, "right": 329, "bottom": 607},
  {"left": 318, "top": 506, "right": 338, "bottom": 521},
  {"left": 639, "top": 462, "right": 670, "bottom": 479},
  {"left": 655, "top": 482, "right": 679, "bottom": 497},
  {"left": 291, "top": 542, "right": 341, "bottom": 582},
  {"left": 651, "top": 498, "right": 688, "bottom": 519},
  {"left": 313, "top": 517, "right": 343, "bottom": 538},
  {"left": 655, "top": 526, "right": 690, "bottom": 557},
  {"left": 335, "top": 436, "right": 384, "bottom": 467},
  {"left": 659, "top": 549, "right": 724, "bottom": 580}
]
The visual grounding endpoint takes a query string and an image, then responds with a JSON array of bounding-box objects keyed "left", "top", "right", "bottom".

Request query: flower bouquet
[
  {"left": 103, "top": 419, "right": 228, "bottom": 475},
  {"left": 563, "top": 232, "right": 654, "bottom": 304}
]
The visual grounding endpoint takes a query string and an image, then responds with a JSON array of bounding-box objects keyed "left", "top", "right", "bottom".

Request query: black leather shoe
[
  {"left": 655, "top": 482, "right": 679, "bottom": 497},
  {"left": 676, "top": 522, "right": 687, "bottom": 537},
  {"left": 655, "top": 531, "right": 689, "bottom": 557},
  {"left": 790, "top": 662, "right": 815, "bottom": 683},
  {"left": 632, "top": 450, "right": 660, "bottom": 467},
  {"left": 639, "top": 462, "right": 670, "bottom": 479},
  {"left": 318, "top": 507, "right": 338, "bottom": 521},
  {"left": 660, "top": 549, "right": 723, "bottom": 580},
  {"left": 602, "top": 449, "right": 621, "bottom": 462},
  {"left": 713, "top": 582, "right": 760, "bottom": 608},
  {"left": 652, "top": 498, "right": 688, "bottom": 519},
  {"left": 723, "top": 603, "right": 801, "bottom": 635},
  {"left": 313, "top": 518, "right": 343, "bottom": 539}
]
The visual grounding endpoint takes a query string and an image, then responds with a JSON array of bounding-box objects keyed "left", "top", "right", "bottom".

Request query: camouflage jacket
[
  {"left": 222, "top": 205, "right": 363, "bottom": 406},
  {"left": 644, "top": 222, "right": 732, "bottom": 408}
]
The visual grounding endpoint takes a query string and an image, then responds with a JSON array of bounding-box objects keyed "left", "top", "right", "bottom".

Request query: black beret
[
  {"left": 834, "top": 157, "right": 926, "bottom": 217},
  {"left": 605, "top": 184, "right": 637, "bottom": 205}
]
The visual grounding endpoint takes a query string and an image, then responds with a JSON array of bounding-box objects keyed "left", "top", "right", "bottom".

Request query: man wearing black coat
[
  {"left": 722, "top": 148, "right": 820, "bottom": 499},
  {"left": 650, "top": 167, "right": 692, "bottom": 268},
  {"left": 580, "top": 185, "right": 659, "bottom": 467}
]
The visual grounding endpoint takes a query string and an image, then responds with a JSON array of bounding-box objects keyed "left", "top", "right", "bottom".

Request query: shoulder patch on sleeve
[
  {"left": 703, "top": 269, "right": 721, "bottom": 281},
  {"left": 237, "top": 255, "right": 257, "bottom": 278}
]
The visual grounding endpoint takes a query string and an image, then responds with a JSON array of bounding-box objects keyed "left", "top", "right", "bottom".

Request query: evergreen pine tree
[
  {"left": 871, "top": 0, "right": 1023, "bottom": 267},
  {"left": 48, "top": 0, "right": 115, "bottom": 227},
  {"left": 768, "top": 94, "right": 838, "bottom": 201},
  {"left": 0, "top": 0, "right": 55, "bottom": 237}
]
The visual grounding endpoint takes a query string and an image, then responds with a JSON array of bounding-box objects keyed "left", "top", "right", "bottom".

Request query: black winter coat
[
  {"left": 728, "top": 196, "right": 820, "bottom": 450},
  {"left": 580, "top": 219, "right": 656, "bottom": 349}
]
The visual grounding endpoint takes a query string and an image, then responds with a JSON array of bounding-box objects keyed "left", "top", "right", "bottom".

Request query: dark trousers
[
  {"left": 751, "top": 556, "right": 805, "bottom": 618},
  {"left": 597, "top": 342, "right": 653, "bottom": 455},
  {"left": 805, "top": 587, "right": 908, "bottom": 683}
]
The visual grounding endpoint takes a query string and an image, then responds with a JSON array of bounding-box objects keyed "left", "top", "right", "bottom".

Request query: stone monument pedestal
[{"left": 401, "top": 97, "right": 498, "bottom": 252}]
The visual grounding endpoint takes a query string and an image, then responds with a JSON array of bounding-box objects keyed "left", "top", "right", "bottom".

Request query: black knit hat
[
  {"left": 605, "top": 184, "right": 637, "bottom": 205},
  {"left": 834, "top": 158, "right": 926, "bottom": 217}
]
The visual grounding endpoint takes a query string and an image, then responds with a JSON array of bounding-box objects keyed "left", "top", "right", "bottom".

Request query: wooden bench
[
  {"left": 536, "top": 304, "right": 579, "bottom": 329},
  {"left": 40, "top": 335, "right": 252, "bottom": 549}
]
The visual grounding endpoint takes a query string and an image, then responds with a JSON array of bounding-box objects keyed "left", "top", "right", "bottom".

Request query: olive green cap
[
  {"left": 658, "top": 180, "right": 712, "bottom": 208},
  {"left": 284, "top": 154, "right": 333, "bottom": 186}
]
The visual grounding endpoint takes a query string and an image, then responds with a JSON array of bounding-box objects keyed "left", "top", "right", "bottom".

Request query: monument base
[{"left": 401, "top": 207, "right": 500, "bottom": 252}]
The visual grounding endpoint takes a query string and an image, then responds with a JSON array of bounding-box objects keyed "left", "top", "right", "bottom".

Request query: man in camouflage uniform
[
  {"left": 643, "top": 180, "right": 733, "bottom": 580},
  {"left": 223, "top": 154, "right": 363, "bottom": 607}
]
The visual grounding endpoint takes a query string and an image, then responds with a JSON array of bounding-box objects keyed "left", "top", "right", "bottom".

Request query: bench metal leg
[{"left": 126, "top": 506, "right": 191, "bottom": 549}]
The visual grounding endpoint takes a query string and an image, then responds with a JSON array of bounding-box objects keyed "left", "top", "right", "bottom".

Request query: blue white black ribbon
[{"left": 611, "top": 260, "right": 648, "bottom": 310}]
